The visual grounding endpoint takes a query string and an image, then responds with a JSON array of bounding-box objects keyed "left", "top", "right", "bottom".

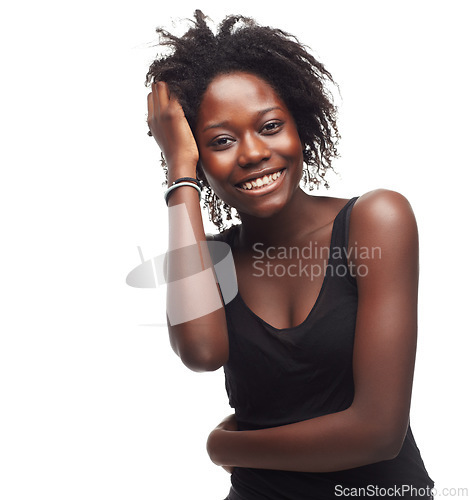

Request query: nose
[{"left": 237, "top": 133, "right": 271, "bottom": 168}]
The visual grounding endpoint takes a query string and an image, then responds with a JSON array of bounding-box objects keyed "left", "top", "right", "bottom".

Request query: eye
[
  {"left": 262, "top": 121, "right": 283, "bottom": 134},
  {"left": 210, "top": 136, "right": 234, "bottom": 149}
]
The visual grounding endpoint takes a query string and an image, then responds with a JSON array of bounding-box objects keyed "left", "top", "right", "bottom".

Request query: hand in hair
[{"left": 147, "top": 81, "right": 199, "bottom": 181}]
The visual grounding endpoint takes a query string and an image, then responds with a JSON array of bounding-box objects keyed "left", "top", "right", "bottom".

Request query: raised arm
[
  {"left": 206, "top": 189, "right": 419, "bottom": 471},
  {"left": 147, "top": 82, "right": 229, "bottom": 372}
]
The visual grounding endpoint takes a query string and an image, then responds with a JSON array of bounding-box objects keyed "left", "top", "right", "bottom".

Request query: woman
[{"left": 146, "top": 10, "right": 434, "bottom": 500}]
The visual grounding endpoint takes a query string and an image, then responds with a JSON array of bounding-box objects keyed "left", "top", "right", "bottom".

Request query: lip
[{"left": 234, "top": 168, "right": 286, "bottom": 196}]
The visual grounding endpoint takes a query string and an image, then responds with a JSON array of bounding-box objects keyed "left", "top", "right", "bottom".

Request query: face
[{"left": 194, "top": 72, "right": 304, "bottom": 219}]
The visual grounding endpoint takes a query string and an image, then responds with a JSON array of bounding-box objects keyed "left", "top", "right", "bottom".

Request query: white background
[{"left": 1, "top": 0, "right": 468, "bottom": 498}]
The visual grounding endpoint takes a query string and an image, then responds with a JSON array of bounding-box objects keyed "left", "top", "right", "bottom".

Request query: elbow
[
  {"left": 382, "top": 433, "right": 406, "bottom": 461},
  {"left": 169, "top": 324, "right": 229, "bottom": 372},
  {"left": 182, "top": 356, "right": 226, "bottom": 372},
  {"left": 179, "top": 348, "right": 228, "bottom": 372},
  {"left": 348, "top": 403, "right": 409, "bottom": 465},
  {"left": 371, "top": 424, "right": 407, "bottom": 462}
]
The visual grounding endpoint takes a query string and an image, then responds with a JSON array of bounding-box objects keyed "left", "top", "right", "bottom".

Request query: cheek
[
  {"left": 197, "top": 160, "right": 230, "bottom": 198},
  {"left": 199, "top": 151, "right": 233, "bottom": 182},
  {"left": 277, "top": 132, "right": 304, "bottom": 167}
]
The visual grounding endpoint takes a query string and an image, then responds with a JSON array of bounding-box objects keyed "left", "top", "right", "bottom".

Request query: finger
[
  {"left": 147, "top": 91, "right": 154, "bottom": 118},
  {"left": 156, "top": 81, "right": 170, "bottom": 109},
  {"left": 146, "top": 93, "right": 154, "bottom": 136},
  {"left": 151, "top": 82, "right": 160, "bottom": 115}
]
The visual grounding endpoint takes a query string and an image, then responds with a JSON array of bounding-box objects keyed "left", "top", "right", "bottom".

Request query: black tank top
[{"left": 211, "top": 197, "right": 434, "bottom": 500}]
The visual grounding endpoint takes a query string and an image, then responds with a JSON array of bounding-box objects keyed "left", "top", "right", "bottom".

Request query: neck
[{"left": 237, "top": 188, "right": 321, "bottom": 249}]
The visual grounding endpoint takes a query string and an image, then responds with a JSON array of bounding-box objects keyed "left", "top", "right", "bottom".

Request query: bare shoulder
[
  {"left": 351, "top": 189, "right": 418, "bottom": 238},
  {"left": 348, "top": 189, "right": 419, "bottom": 279}
]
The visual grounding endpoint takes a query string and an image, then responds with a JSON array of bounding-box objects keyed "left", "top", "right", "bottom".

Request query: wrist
[
  {"left": 164, "top": 180, "right": 202, "bottom": 205},
  {"left": 167, "top": 163, "right": 198, "bottom": 185}
]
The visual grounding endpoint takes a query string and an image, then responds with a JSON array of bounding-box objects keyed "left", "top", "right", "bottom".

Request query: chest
[{"left": 233, "top": 225, "right": 334, "bottom": 329}]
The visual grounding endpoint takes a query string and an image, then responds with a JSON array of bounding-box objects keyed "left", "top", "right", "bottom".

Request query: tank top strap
[
  {"left": 332, "top": 197, "right": 359, "bottom": 249},
  {"left": 327, "top": 196, "right": 359, "bottom": 283}
]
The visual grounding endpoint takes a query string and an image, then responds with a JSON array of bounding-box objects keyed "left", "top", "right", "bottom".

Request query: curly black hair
[{"left": 146, "top": 10, "right": 340, "bottom": 230}]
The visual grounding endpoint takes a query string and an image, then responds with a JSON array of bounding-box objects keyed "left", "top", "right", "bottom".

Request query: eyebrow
[{"left": 202, "top": 106, "right": 283, "bottom": 132}]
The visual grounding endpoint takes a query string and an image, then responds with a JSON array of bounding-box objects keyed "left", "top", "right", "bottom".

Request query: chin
[{"left": 237, "top": 197, "right": 290, "bottom": 220}]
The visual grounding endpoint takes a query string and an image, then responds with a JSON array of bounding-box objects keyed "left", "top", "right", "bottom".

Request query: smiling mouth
[{"left": 237, "top": 169, "right": 285, "bottom": 191}]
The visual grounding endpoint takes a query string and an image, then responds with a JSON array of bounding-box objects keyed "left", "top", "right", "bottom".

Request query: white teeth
[{"left": 240, "top": 170, "right": 283, "bottom": 190}]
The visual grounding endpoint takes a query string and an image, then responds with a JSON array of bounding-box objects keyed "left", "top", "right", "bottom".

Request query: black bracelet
[{"left": 171, "top": 177, "right": 204, "bottom": 189}]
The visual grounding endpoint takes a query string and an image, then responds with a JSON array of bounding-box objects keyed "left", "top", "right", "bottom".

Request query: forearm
[
  {"left": 207, "top": 407, "right": 403, "bottom": 473},
  {"left": 166, "top": 166, "right": 229, "bottom": 372},
  {"left": 146, "top": 83, "right": 229, "bottom": 371}
]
